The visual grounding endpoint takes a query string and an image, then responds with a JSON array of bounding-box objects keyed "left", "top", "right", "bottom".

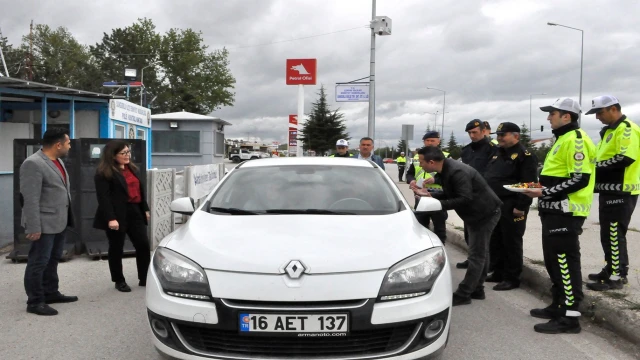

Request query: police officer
[
  {"left": 396, "top": 152, "right": 407, "bottom": 182},
  {"left": 458, "top": 120, "right": 498, "bottom": 268},
  {"left": 525, "top": 98, "right": 596, "bottom": 334},
  {"left": 584, "top": 96, "right": 640, "bottom": 291},
  {"left": 330, "top": 139, "right": 353, "bottom": 157},
  {"left": 484, "top": 122, "right": 538, "bottom": 291},
  {"left": 407, "top": 132, "right": 450, "bottom": 243},
  {"left": 483, "top": 121, "right": 499, "bottom": 145}
]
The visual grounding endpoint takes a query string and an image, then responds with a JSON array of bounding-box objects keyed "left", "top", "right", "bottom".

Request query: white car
[{"left": 146, "top": 157, "right": 452, "bottom": 360}]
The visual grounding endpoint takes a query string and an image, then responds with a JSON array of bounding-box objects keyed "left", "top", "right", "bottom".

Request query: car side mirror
[
  {"left": 170, "top": 197, "right": 196, "bottom": 215},
  {"left": 414, "top": 197, "right": 442, "bottom": 212}
]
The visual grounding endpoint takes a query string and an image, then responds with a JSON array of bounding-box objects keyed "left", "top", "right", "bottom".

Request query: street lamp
[
  {"left": 424, "top": 111, "right": 438, "bottom": 131},
  {"left": 427, "top": 87, "right": 446, "bottom": 135},
  {"left": 530, "top": 93, "right": 546, "bottom": 137},
  {"left": 547, "top": 22, "right": 584, "bottom": 125},
  {"left": 367, "top": 0, "right": 392, "bottom": 139}
]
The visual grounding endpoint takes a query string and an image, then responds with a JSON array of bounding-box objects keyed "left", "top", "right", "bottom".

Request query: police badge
[
  {"left": 606, "top": 133, "right": 613, "bottom": 143},
  {"left": 511, "top": 153, "right": 518, "bottom": 160}
]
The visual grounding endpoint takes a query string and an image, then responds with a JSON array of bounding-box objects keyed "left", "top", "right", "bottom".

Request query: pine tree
[
  {"left": 520, "top": 123, "right": 532, "bottom": 150},
  {"left": 396, "top": 140, "right": 408, "bottom": 155},
  {"left": 299, "top": 85, "right": 350, "bottom": 156},
  {"left": 446, "top": 131, "right": 462, "bottom": 159}
]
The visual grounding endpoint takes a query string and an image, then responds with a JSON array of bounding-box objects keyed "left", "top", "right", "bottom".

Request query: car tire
[
  {"left": 250, "top": 157, "right": 258, "bottom": 160},
  {"left": 232, "top": 157, "right": 241, "bottom": 163}
]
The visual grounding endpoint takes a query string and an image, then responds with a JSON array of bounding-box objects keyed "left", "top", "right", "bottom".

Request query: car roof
[{"left": 237, "top": 157, "right": 377, "bottom": 168}]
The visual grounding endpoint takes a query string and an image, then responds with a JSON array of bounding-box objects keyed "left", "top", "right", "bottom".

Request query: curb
[{"left": 445, "top": 226, "right": 640, "bottom": 344}]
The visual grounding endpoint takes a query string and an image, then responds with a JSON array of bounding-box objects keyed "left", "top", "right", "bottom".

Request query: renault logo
[{"left": 284, "top": 260, "right": 306, "bottom": 279}]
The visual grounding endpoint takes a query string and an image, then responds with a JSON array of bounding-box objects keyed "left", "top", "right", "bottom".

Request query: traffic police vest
[
  {"left": 540, "top": 127, "right": 596, "bottom": 217},
  {"left": 396, "top": 156, "right": 407, "bottom": 165},
  {"left": 330, "top": 153, "right": 354, "bottom": 158},
  {"left": 595, "top": 117, "right": 640, "bottom": 195}
]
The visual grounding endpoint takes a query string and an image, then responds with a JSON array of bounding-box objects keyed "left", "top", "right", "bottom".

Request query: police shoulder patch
[
  {"left": 524, "top": 150, "right": 531, "bottom": 156},
  {"left": 574, "top": 152, "right": 585, "bottom": 161}
]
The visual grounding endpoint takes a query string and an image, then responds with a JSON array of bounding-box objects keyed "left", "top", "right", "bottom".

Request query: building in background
[{"left": 151, "top": 111, "right": 230, "bottom": 170}]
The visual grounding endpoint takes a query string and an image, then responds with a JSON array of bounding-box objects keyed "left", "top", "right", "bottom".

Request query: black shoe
[
  {"left": 44, "top": 293, "right": 78, "bottom": 304},
  {"left": 493, "top": 281, "right": 520, "bottom": 291},
  {"left": 456, "top": 260, "right": 469, "bottom": 269},
  {"left": 586, "top": 279, "right": 624, "bottom": 291},
  {"left": 27, "top": 304, "right": 58, "bottom": 316},
  {"left": 470, "top": 289, "right": 486, "bottom": 300},
  {"left": 452, "top": 293, "right": 472, "bottom": 306},
  {"left": 530, "top": 305, "right": 562, "bottom": 320},
  {"left": 588, "top": 268, "right": 609, "bottom": 282},
  {"left": 139, "top": 280, "right": 146, "bottom": 287},
  {"left": 115, "top": 282, "right": 132, "bottom": 292},
  {"left": 485, "top": 273, "right": 503, "bottom": 283},
  {"left": 534, "top": 317, "right": 581, "bottom": 334}
]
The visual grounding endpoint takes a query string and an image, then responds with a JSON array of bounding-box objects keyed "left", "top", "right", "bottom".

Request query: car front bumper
[{"left": 146, "top": 254, "right": 452, "bottom": 360}]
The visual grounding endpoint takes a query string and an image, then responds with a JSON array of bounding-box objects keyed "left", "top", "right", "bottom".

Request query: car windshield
[{"left": 208, "top": 165, "right": 402, "bottom": 215}]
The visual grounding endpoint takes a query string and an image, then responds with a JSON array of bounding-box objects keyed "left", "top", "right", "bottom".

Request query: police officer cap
[
  {"left": 493, "top": 122, "right": 521, "bottom": 134},
  {"left": 422, "top": 131, "right": 440, "bottom": 140},
  {"left": 336, "top": 139, "right": 349, "bottom": 147},
  {"left": 483, "top": 121, "right": 491, "bottom": 130},
  {"left": 465, "top": 119, "right": 484, "bottom": 132}
]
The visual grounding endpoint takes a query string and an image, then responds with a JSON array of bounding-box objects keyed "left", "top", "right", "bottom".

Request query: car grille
[{"left": 174, "top": 323, "right": 418, "bottom": 359}]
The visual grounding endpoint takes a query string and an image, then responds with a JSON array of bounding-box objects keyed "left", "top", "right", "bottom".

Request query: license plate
[{"left": 239, "top": 313, "right": 349, "bottom": 334}]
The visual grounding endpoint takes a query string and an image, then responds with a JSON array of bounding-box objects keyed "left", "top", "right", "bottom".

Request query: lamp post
[
  {"left": 547, "top": 22, "right": 583, "bottom": 125},
  {"left": 530, "top": 93, "right": 546, "bottom": 137},
  {"left": 427, "top": 87, "right": 446, "bottom": 135}
]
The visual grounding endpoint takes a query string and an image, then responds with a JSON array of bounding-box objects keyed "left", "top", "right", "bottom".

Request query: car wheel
[
  {"left": 250, "top": 157, "right": 258, "bottom": 160},
  {"left": 232, "top": 157, "right": 241, "bottom": 163}
]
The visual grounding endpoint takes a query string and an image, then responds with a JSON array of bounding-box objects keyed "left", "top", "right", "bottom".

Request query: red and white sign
[
  {"left": 289, "top": 115, "right": 298, "bottom": 126},
  {"left": 286, "top": 59, "right": 317, "bottom": 85}
]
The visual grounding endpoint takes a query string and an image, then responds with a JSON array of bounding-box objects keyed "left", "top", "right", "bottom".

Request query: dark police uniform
[
  {"left": 459, "top": 120, "right": 498, "bottom": 261},
  {"left": 483, "top": 122, "right": 539, "bottom": 289}
]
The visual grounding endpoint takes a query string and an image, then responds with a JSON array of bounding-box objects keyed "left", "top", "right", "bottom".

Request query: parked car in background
[
  {"left": 383, "top": 158, "right": 395, "bottom": 164},
  {"left": 229, "top": 148, "right": 262, "bottom": 163}
]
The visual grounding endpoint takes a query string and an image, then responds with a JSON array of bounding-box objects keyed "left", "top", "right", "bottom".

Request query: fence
[{"left": 146, "top": 163, "right": 226, "bottom": 249}]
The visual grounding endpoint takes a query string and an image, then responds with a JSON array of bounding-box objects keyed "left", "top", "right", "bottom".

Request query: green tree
[
  {"left": 19, "top": 24, "right": 98, "bottom": 88},
  {"left": 533, "top": 141, "right": 552, "bottom": 164},
  {"left": 90, "top": 18, "right": 235, "bottom": 113},
  {"left": 0, "top": 30, "right": 26, "bottom": 78},
  {"left": 520, "top": 123, "right": 532, "bottom": 150},
  {"left": 396, "top": 139, "right": 408, "bottom": 155},
  {"left": 299, "top": 85, "right": 350, "bottom": 156},
  {"left": 446, "top": 131, "right": 462, "bottom": 159}
]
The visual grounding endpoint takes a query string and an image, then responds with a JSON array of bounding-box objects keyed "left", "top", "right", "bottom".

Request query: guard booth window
[
  {"left": 152, "top": 131, "right": 200, "bottom": 153},
  {"left": 114, "top": 124, "right": 125, "bottom": 139}
]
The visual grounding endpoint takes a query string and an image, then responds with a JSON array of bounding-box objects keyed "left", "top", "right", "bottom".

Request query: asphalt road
[{"left": 0, "top": 245, "right": 638, "bottom": 360}]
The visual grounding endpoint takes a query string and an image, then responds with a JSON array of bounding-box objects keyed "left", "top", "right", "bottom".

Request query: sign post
[
  {"left": 288, "top": 115, "right": 298, "bottom": 156},
  {"left": 286, "top": 58, "right": 317, "bottom": 157}
]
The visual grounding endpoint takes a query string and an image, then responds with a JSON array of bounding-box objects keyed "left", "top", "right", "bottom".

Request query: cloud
[{"left": 1, "top": 0, "right": 639, "bottom": 147}]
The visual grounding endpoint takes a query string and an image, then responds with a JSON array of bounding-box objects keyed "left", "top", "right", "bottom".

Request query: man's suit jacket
[
  {"left": 93, "top": 168, "right": 150, "bottom": 232},
  {"left": 359, "top": 154, "right": 386, "bottom": 169},
  {"left": 430, "top": 158, "right": 502, "bottom": 226},
  {"left": 20, "top": 150, "right": 74, "bottom": 234}
]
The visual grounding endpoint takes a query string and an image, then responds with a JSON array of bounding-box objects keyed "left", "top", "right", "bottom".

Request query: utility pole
[
  {"left": 367, "top": 0, "right": 376, "bottom": 139},
  {"left": 28, "top": 20, "right": 33, "bottom": 81}
]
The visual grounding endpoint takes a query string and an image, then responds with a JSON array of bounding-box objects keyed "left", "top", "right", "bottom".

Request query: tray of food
[{"left": 503, "top": 182, "right": 545, "bottom": 193}]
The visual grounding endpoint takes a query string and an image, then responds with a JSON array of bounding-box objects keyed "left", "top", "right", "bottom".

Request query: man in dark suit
[
  {"left": 20, "top": 128, "right": 78, "bottom": 316},
  {"left": 412, "top": 147, "right": 502, "bottom": 306}
]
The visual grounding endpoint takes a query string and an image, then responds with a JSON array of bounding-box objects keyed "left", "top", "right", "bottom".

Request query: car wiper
[
  {"left": 265, "top": 209, "right": 355, "bottom": 215},
  {"left": 209, "top": 207, "right": 261, "bottom": 215}
]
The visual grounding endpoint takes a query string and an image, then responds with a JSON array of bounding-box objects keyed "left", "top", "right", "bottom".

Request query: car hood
[{"left": 163, "top": 210, "right": 436, "bottom": 274}]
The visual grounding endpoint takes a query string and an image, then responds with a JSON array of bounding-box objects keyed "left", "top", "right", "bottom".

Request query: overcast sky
[{"left": 2, "top": 0, "right": 639, "bottom": 148}]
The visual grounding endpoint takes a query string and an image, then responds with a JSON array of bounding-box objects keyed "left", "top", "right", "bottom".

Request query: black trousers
[
  {"left": 106, "top": 203, "right": 150, "bottom": 284},
  {"left": 598, "top": 194, "right": 638, "bottom": 278},
  {"left": 540, "top": 213, "right": 585, "bottom": 315},
  {"left": 398, "top": 165, "right": 406, "bottom": 181},
  {"left": 489, "top": 199, "right": 528, "bottom": 282},
  {"left": 416, "top": 211, "right": 448, "bottom": 244}
]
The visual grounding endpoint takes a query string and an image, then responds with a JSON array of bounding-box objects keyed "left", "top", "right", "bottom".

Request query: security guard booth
[{"left": 10, "top": 138, "right": 147, "bottom": 261}]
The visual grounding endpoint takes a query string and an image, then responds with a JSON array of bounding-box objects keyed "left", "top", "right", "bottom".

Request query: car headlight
[
  {"left": 378, "top": 247, "right": 446, "bottom": 301},
  {"left": 152, "top": 247, "right": 211, "bottom": 300}
]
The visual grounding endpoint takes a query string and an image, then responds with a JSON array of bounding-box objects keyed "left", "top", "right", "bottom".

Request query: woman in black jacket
[{"left": 94, "top": 140, "right": 151, "bottom": 292}]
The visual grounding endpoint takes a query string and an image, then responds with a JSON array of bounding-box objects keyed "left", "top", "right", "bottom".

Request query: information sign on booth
[{"left": 108, "top": 99, "right": 152, "bottom": 168}]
